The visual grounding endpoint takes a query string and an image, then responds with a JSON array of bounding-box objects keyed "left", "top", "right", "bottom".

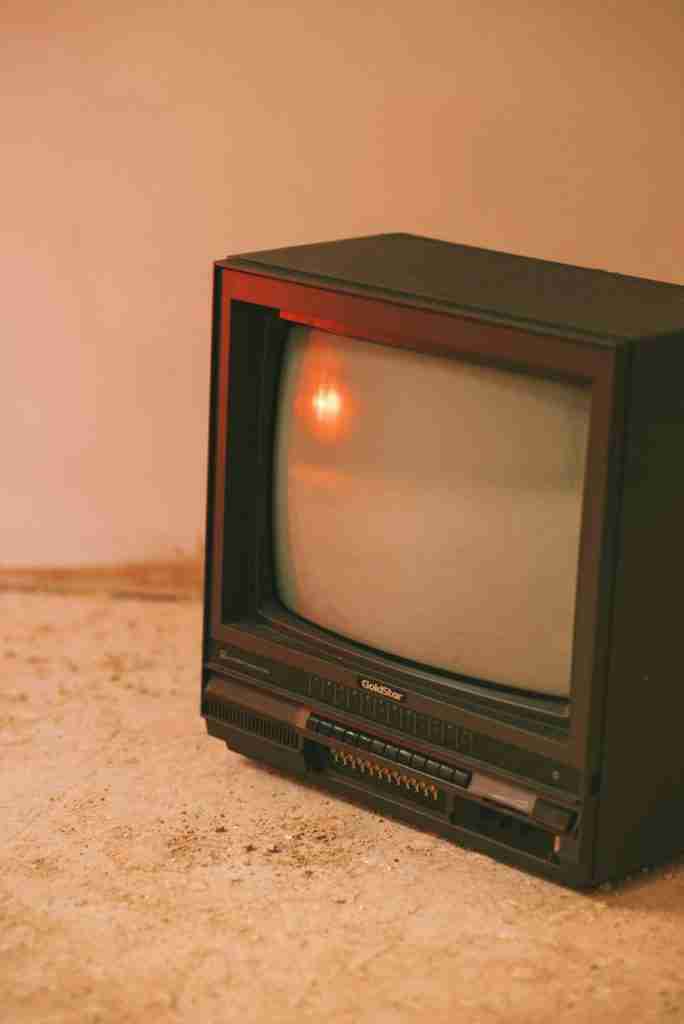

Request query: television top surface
[{"left": 222, "top": 233, "right": 684, "bottom": 345}]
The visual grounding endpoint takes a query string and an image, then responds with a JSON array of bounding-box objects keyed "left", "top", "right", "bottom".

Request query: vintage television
[{"left": 201, "top": 233, "right": 684, "bottom": 887}]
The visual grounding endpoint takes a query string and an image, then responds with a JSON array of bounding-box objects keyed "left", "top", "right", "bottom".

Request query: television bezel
[{"left": 205, "top": 266, "right": 627, "bottom": 789}]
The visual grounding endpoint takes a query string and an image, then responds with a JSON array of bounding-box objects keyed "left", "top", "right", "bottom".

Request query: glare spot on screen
[
  {"left": 312, "top": 387, "right": 342, "bottom": 422},
  {"left": 291, "top": 331, "right": 356, "bottom": 442}
]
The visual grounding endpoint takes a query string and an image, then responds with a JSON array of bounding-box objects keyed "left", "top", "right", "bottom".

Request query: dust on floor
[{"left": 1, "top": 591, "right": 683, "bottom": 1024}]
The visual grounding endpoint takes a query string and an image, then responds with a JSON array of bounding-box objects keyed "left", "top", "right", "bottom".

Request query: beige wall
[{"left": 3, "top": 1, "right": 683, "bottom": 567}]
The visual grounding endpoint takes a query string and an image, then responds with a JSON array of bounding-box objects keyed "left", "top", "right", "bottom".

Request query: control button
[
  {"left": 533, "top": 799, "right": 576, "bottom": 832},
  {"left": 344, "top": 729, "right": 359, "bottom": 746},
  {"left": 347, "top": 690, "right": 361, "bottom": 714},
  {"left": 438, "top": 764, "right": 455, "bottom": 782},
  {"left": 401, "top": 709, "right": 416, "bottom": 735},
  {"left": 308, "top": 714, "right": 321, "bottom": 732},
  {"left": 317, "top": 719, "right": 333, "bottom": 737},
  {"left": 444, "top": 724, "right": 459, "bottom": 749},
  {"left": 429, "top": 719, "right": 443, "bottom": 745},
  {"left": 371, "top": 739, "right": 386, "bottom": 756},
  {"left": 375, "top": 700, "right": 389, "bottom": 724},
  {"left": 332, "top": 724, "right": 347, "bottom": 742},
  {"left": 360, "top": 694, "right": 375, "bottom": 718},
  {"left": 323, "top": 679, "right": 336, "bottom": 704},
  {"left": 397, "top": 749, "right": 413, "bottom": 767},
  {"left": 309, "top": 676, "right": 322, "bottom": 698},
  {"left": 415, "top": 714, "right": 429, "bottom": 739},
  {"left": 425, "top": 759, "right": 441, "bottom": 777},
  {"left": 388, "top": 706, "right": 401, "bottom": 729},
  {"left": 384, "top": 744, "right": 399, "bottom": 761},
  {"left": 357, "top": 733, "right": 373, "bottom": 751},
  {"left": 334, "top": 684, "right": 348, "bottom": 707},
  {"left": 410, "top": 753, "right": 427, "bottom": 771},
  {"left": 452, "top": 768, "right": 471, "bottom": 788}
]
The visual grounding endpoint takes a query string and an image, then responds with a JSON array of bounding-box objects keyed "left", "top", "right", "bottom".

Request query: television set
[{"left": 201, "top": 233, "right": 684, "bottom": 887}]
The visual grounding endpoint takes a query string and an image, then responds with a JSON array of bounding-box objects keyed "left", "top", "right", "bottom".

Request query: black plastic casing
[{"left": 201, "top": 233, "right": 684, "bottom": 887}]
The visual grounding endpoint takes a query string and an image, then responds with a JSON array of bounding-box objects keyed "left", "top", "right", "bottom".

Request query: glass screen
[{"left": 273, "top": 327, "right": 590, "bottom": 698}]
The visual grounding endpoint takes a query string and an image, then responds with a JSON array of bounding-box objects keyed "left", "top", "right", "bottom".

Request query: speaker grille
[{"left": 203, "top": 697, "right": 300, "bottom": 749}]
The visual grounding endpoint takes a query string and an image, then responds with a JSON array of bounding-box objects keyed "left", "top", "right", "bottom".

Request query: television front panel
[{"left": 202, "top": 233, "right": 684, "bottom": 887}]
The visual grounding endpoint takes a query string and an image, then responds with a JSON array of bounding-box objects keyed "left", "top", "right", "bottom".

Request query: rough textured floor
[{"left": 2, "top": 590, "right": 684, "bottom": 1024}]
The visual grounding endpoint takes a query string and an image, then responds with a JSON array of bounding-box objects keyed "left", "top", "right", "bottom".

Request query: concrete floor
[{"left": 2, "top": 588, "right": 684, "bottom": 1024}]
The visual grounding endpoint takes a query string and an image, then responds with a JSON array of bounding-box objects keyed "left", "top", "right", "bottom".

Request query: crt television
[{"left": 201, "top": 233, "right": 684, "bottom": 887}]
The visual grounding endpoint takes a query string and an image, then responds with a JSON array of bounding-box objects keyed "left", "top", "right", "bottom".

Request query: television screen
[{"left": 274, "top": 326, "right": 591, "bottom": 698}]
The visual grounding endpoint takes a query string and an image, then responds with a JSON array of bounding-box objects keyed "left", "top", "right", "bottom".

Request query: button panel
[
  {"left": 208, "top": 654, "right": 578, "bottom": 793},
  {"left": 308, "top": 714, "right": 471, "bottom": 789}
]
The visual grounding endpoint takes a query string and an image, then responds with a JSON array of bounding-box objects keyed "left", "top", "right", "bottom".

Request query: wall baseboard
[{"left": 0, "top": 560, "right": 203, "bottom": 601}]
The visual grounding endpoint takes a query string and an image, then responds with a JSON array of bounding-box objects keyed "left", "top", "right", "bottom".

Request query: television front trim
[{"left": 207, "top": 268, "right": 625, "bottom": 787}]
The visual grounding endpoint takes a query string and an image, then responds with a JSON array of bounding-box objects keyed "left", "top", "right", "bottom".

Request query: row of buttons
[
  {"left": 308, "top": 714, "right": 471, "bottom": 788},
  {"left": 306, "top": 675, "right": 464, "bottom": 751}
]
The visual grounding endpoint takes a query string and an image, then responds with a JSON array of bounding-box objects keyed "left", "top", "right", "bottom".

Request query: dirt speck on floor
[{"left": 1, "top": 590, "right": 683, "bottom": 1024}]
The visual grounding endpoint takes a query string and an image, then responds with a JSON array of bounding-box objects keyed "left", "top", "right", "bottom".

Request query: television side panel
[
  {"left": 594, "top": 330, "right": 684, "bottom": 881},
  {"left": 202, "top": 266, "right": 224, "bottom": 685}
]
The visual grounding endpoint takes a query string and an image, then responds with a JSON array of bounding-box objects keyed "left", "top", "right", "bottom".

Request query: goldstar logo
[{"left": 359, "top": 678, "right": 405, "bottom": 702}]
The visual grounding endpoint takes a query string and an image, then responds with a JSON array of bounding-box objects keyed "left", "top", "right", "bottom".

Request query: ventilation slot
[
  {"left": 328, "top": 749, "right": 446, "bottom": 811},
  {"left": 203, "top": 698, "right": 300, "bottom": 749}
]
